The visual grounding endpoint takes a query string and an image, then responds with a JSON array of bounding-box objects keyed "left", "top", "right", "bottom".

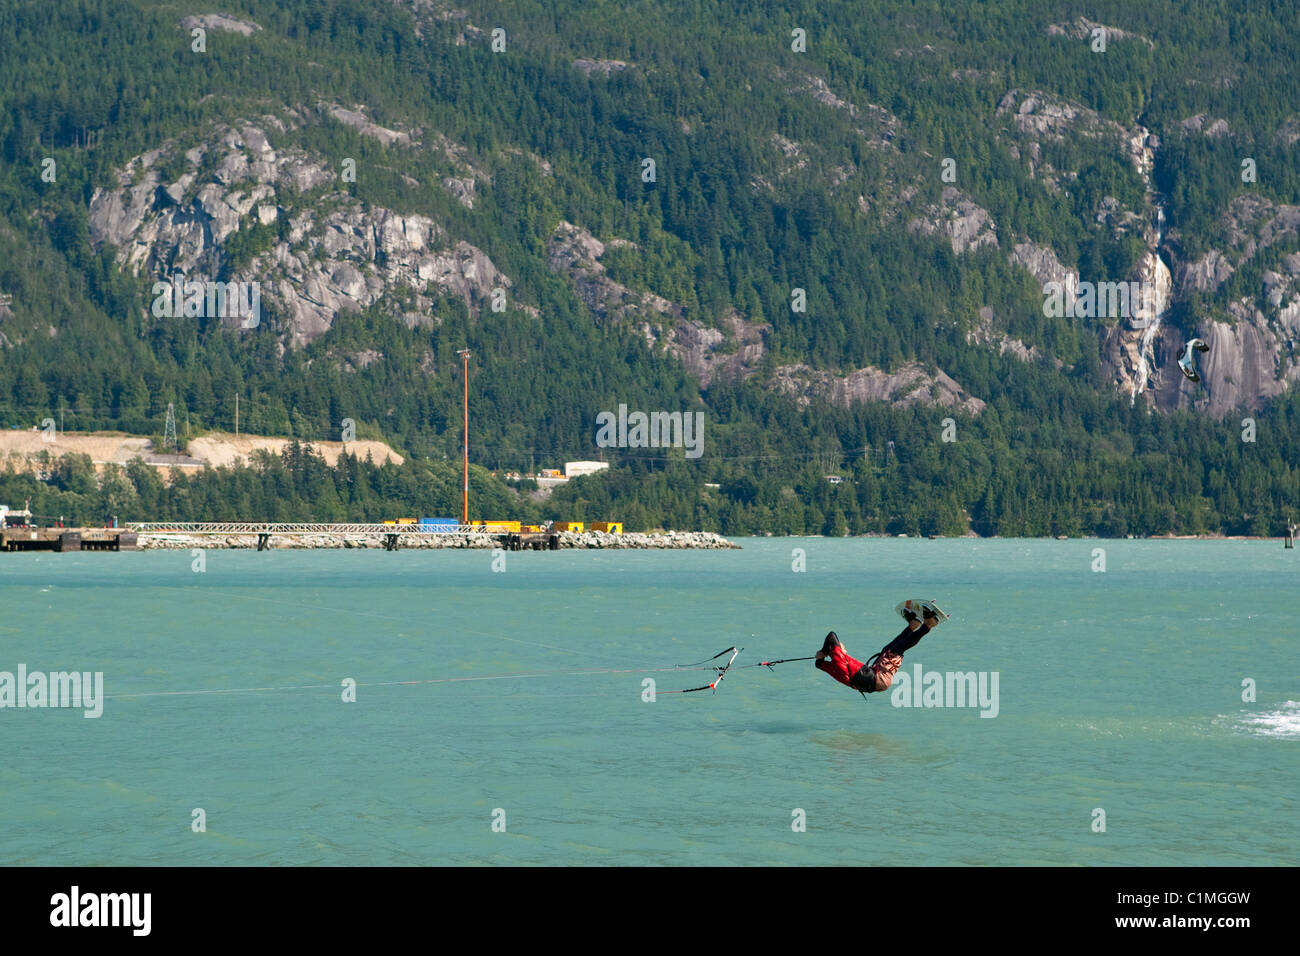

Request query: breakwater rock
[{"left": 136, "top": 530, "right": 739, "bottom": 550}]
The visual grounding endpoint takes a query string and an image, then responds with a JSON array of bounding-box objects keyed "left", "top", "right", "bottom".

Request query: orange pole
[{"left": 458, "top": 349, "right": 470, "bottom": 525}]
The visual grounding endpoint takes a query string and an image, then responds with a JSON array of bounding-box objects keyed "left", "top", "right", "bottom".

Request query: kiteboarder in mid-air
[{"left": 816, "top": 600, "right": 945, "bottom": 696}]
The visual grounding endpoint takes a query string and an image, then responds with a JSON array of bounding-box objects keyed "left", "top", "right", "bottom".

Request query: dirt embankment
[
  {"left": 182, "top": 434, "right": 403, "bottom": 467},
  {"left": 0, "top": 430, "right": 403, "bottom": 473}
]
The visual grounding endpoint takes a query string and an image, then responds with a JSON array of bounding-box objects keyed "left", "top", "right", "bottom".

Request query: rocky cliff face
[
  {"left": 546, "top": 222, "right": 769, "bottom": 387},
  {"left": 774, "top": 362, "right": 986, "bottom": 415},
  {"left": 965, "top": 306, "right": 1041, "bottom": 364},
  {"left": 993, "top": 91, "right": 1177, "bottom": 404},
  {"left": 1156, "top": 198, "right": 1300, "bottom": 415},
  {"left": 908, "top": 186, "right": 999, "bottom": 255},
  {"left": 77, "top": 56, "right": 1298, "bottom": 421},
  {"left": 1046, "top": 17, "right": 1154, "bottom": 48},
  {"left": 88, "top": 112, "right": 509, "bottom": 347},
  {"left": 776, "top": 69, "right": 902, "bottom": 150},
  {"left": 1101, "top": 245, "right": 1172, "bottom": 402},
  {"left": 983, "top": 84, "right": 1300, "bottom": 417},
  {"left": 546, "top": 221, "right": 684, "bottom": 326},
  {"left": 179, "top": 13, "right": 262, "bottom": 36},
  {"left": 546, "top": 221, "right": 981, "bottom": 409},
  {"left": 653, "top": 310, "right": 770, "bottom": 388}
]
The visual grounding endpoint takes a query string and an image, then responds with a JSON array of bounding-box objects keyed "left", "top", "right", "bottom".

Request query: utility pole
[
  {"left": 235, "top": 393, "right": 239, "bottom": 437},
  {"left": 457, "top": 349, "right": 471, "bottom": 525}
]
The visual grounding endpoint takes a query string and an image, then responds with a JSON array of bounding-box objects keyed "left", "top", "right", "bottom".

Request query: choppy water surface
[{"left": 1, "top": 538, "right": 1295, "bottom": 865}]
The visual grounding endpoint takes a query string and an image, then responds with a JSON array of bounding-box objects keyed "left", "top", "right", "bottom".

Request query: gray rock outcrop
[
  {"left": 908, "top": 186, "right": 999, "bottom": 254},
  {"left": 773, "top": 362, "right": 986, "bottom": 415},
  {"left": 88, "top": 117, "right": 509, "bottom": 347}
]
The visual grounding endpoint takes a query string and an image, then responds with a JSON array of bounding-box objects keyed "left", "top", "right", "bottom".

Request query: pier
[
  {"left": 1, "top": 527, "right": 138, "bottom": 552},
  {"left": 1, "top": 522, "right": 735, "bottom": 552},
  {"left": 127, "top": 522, "right": 561, "bottom": 551}
]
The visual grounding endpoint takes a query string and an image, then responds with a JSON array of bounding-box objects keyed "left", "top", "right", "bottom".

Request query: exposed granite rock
[
  {"left": 1218, "top": 195, "right": 1300, "bottom": 260},
  {"left": 1178, "top": 250, "right": 1235, "bottom": 293},
  {"left": 995, "top": 96, "right": 1175, "bottom": 404},
  {"left": 547, "top": 221, "right": 682, "bottom": 325},
  {"left": 908, "top": 186, "right": 999, "bottom": 254},
  {"left": 1095, "top": 195, "right": 1143, "bottom": 235},
  {"left": 1010, "top": 240, "right": 1077, "bottom": 291},
  {"left": 965, "top": 307, "right": 1041, "bottom": 363},
  {"left": 573, "top": 58, "right": 629, "bottom": 77},
  {"left": 775, "top": 69, "right": 901, "bottom": 149},
  {"left": 1095, "top": 248, "right": 1172, "bottom": 401},
  {"left": 647, "top": 309, "right": 769, "bottom": 388},
  {"left": 505, "top": 147, "right": 552, "bottom": 177},
  {"left": 773, "top": 362, "right": 985, "bottom": 415},
  {"left": 1179, "top": 114, "right": 1231, "bottom": 138},
  {"left": 1145, "top": 307, "right": 1295, "bottom": 417},
  {"left": 549, "top": 216, "right": 986, "bottom": 410},
  {"left": 547, "top": 223, "right": 769, "bottom": 387},
  {"left": 997, "top": 88, "right": 1123, "bottom": 141},
  {"left": 390, "top": 1, "right": 483, "bottom": 43},
  {"left": 328, "top": 106, "right": 416, "bottom": 147},
  {"left": 179, "top": 14, "right": 262, "bottom": 36},
  {"left": 442, "top": 176, "right": 476, "bottom": 208},
  {"left": 772, "top": 133, "right": 801, "bottom": 158},
  {"left": 88, "top": 118, "right": 510, "bottom": 347},
  {"left": 769, "top": 133, "right": 810, "bottom": 178},
  {"left": 1274, "top": 116, "right": 1300, "bottom": 147},
  {"left": 1046, "top": 17, "right": 1154, "bottom": 48},
  {"left": 1150, "top": 196, "right": 1300, "bottom": 414}
]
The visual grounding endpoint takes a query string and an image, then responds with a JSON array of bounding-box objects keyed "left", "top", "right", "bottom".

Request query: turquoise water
[{"left": 1, "top": 538, "right": 1296, "bottom": 865}]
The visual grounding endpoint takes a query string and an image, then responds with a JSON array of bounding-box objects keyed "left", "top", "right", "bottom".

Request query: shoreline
[{"left": 762, "top": 532, "right": 1293, "bottom": 541}]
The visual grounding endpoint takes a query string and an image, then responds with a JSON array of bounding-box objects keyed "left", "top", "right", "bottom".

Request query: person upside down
[{"left": 816, "top": 606, "right": 940, "bottom": 695}]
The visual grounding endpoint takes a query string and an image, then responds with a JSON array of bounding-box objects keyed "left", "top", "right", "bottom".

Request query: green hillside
[{"left": 1, "top": 0, "right": 1298, "bottom": 534}]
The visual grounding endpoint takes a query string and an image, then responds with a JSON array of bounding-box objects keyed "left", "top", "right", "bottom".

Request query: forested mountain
[{"left": 1, "top": 0, "right": 1298, "bottom": 535}]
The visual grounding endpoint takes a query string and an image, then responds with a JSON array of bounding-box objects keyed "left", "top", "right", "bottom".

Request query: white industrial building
[{"left": 565, "top": 461, "right": 610, "bottom": 478}]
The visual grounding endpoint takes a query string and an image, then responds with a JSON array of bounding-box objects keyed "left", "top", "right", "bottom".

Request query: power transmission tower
[{"left": 164, "top": 403, "right": 177, "bottom": 454}]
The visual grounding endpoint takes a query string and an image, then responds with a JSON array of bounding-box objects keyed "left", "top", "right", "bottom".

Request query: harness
[{"left": 848, "top": 649, "right": 885, "bottom": 699}]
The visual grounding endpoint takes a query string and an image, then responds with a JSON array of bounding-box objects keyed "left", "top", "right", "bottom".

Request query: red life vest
[{"left": 816, "top": 644, "right": 864, "bottom": 687}]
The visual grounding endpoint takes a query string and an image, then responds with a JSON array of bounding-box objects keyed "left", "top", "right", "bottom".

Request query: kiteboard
[{"left": 895, "top": 598, "right": 949, "bottom": 623}]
